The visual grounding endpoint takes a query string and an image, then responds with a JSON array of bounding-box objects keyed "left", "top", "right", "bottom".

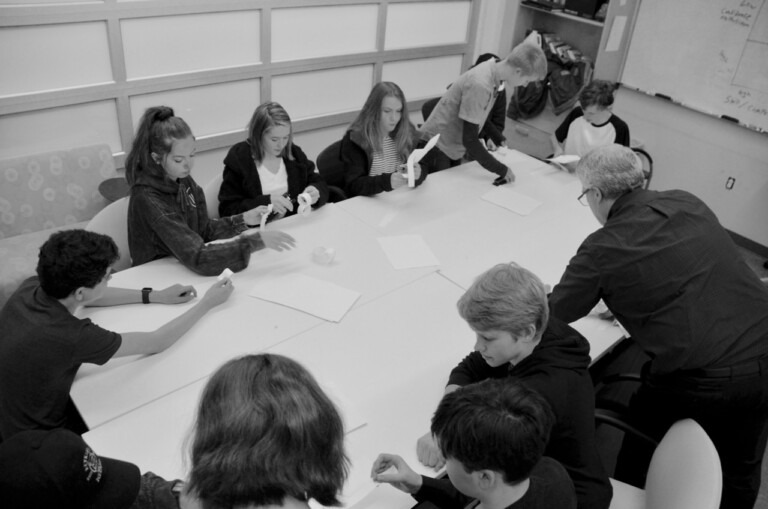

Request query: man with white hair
[{"left": 549, "top": 144, "right": 768, "bottom": 509}]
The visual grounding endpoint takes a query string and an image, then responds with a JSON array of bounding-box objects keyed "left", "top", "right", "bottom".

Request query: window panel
[
  {"left": 272, "top": 5, "right": 378, "bottom": 62},
  {"left": 385, "top": 1, "right": 470, "bottom": 49},
  {"left": 129, "top": 80, "right": 261, "bottom": 138},
  {"left": 0, "top": 101, "right": 120, "bottom": 159},
  {"left": 0, "top": 23, "right": 112, "bottom": 97},
  {"left": 272, "top": 66, "right": 373, "bottom": 120},
  {"left": 382, "top": 55, "right": 464, "bottom": 100},
  {"left": 121, "top": 11, "right": 261, "bottom": 79}
]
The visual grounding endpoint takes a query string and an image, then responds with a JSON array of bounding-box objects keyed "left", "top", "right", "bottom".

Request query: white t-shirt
[{"left": 257, "top": 159, "right": 288, "bottom": 196}]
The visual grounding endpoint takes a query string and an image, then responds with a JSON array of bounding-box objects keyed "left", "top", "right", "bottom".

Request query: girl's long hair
[
  {"left": 125, "top": 105, "right": 193, "bottom": 186},
  {"left": 348, "top": 81, "right": 415, "bottom": 160},
  {"left": 247, "top": 102, "right": 294, "bottom": 166}
]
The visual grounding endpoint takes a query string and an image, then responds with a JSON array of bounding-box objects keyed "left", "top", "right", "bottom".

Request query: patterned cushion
[
  {"left": 0, "top": 144, "right": 117, "bottom": 309},
  {"left": 0, "top": 144, "right": 116, "bottom": 239},
  {"left": 0, "top": 223, "right": 87, "bottom": 309}
]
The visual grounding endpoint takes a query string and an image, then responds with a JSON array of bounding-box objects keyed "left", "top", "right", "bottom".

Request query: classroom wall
[
  {"left": 613, "top": 88, "right": 768, "bottom": 248},
  {"left": 491, "top": 0, "right": 768, "bottom": 248},
  {"left": 0, "top": 0, "right": 489, "bottom": 189}
]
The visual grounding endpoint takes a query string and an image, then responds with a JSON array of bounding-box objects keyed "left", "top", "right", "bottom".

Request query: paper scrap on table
[
  {"left": 406, "top": 133, "right": 440, "bottom": 187},
  {"left": 378, "top": 234, "right": 440, "bottom": 269},
  {"left": 482, "top": 187, "right": 542, "bottom": 216},
  {"left": 249, "top": 273, "right": 360, "bottom": 322},
  {"left": 546, "top": 154, "right": 580, "bottom": 173}
]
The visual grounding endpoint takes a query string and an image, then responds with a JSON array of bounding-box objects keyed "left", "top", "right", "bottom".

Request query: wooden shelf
[{"left": 521, "top": 3, "right": 604, "bottom": 27}]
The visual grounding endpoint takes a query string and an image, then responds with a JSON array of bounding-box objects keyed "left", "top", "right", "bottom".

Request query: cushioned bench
[{"left": 0, "top": 144, "right": 118, "bottom": 308}]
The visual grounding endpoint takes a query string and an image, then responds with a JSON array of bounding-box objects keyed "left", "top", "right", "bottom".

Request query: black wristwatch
[{"left": 141, "top": 287, "right": 152, "bottom": 304}]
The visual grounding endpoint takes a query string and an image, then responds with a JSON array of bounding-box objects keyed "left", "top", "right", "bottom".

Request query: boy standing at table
[
  {"left": 416, "top": 263, "right": 612, "bottom": 509},
  {"left": 419, "top": 39, "right": 547, "bottom": 185},
  {"left": 0, "top": 229, "right": 233, "bottom": 441},
  {"left": 372, "top": 378, "right": 576, "bottom": 508}
]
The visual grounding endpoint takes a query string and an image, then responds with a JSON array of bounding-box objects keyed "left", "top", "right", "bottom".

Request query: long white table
[
  {"left": 72, "top": 204, "right": 434, "bottom": 428},
  {"left": 78, "top": 149, "right": 626, "bottom": 508}
]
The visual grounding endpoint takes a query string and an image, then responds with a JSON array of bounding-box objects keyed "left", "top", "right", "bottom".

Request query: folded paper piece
[
  {"left": 406, "top": 133, "right": 440, "bottom": 187},
  {"left": 217, "top": 268, "right": 234, "bottom": 281},
  {"left": 482, "top": 187, "right": 542, "bottom": 216},
  {"left": 546, "top": 154, "right": 580, "bottom": 172},
  {"left": 249, "top": 273, "right": 360, "bottom": 322},
  {"left": 260, "top": 203, "right": 274, "bottom": 230},
  {"left": 378, "top": 234, "right": 440, "bottom": 269}
]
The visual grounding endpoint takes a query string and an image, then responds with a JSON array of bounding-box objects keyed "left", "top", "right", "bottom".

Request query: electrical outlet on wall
[{"left": 726, "top": 177, "right": 735, "bottom": 190}]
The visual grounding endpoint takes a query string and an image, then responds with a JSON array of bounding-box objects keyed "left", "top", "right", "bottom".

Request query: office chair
[
  {"left": 633, "top": 148, "right": 653, "bottom": 189},
  {"left": 86, "top": 197, "right": 131, "bottom": 272},
  {"left": 605, "top": 418, "right": 722, "bottom": 509},
  {"left": 421, "top": 97, "right": 440, "bottom": 123},
  {"left": 316, "top": 140, "right": 348, "bottom": 203},
  {"left": 203, "top": 173, "right": 224, "bottom": 219}
]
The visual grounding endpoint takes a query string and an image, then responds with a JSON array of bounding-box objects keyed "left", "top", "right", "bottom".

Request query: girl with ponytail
[{"left": 126, "top": 106, "right": 295, "bottom": 276}]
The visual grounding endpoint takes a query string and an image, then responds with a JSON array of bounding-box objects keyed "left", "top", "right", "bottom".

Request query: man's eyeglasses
[{"left": 577, "top": 188, "right": 594, "bottom": 206}]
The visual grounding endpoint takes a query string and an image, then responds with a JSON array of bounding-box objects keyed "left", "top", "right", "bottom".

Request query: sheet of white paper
[
  {"left": 482, "top": 187, "right": 542, "bottom": 216},
  {"left": 406, "top": 133, "right": 440, "bottom": 187},
  {"left": 248, "top": 273, "right": 360, "bottom": 322},
  {"left": 495, "top": 148, "right": 547, "bottom": 172},
  {"left": 321, "top": 382, "right": 367, "bottom": 435},
  {"left": 377, "top": 234, "right": 440, "bottom": 269},
  {"left": 605, "top": 15, "right": 627, "bottom": 52}
]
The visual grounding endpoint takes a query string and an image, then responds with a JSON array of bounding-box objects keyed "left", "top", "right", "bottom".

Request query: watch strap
[{"left": 141, "top": 287, "right": 152, "bottom": 304}]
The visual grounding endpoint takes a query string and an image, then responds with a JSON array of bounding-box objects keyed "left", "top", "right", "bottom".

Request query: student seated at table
[
  {"left": 126, "top": 106, "right": 295, "bottom": 277},
  {"left": 550, "top": 80, "right": 630, "bottom": 160},
  {"left": 419, "top": 41, "right": 547, "bottom": 185},
  {"left": 217, "top": 102, "right": 328, "bottom": 221},
  {"left": 0, "top": 428, "right": 184, "bottom": 509},
  {"left": 415, "top": 263, "right": 612, "bottom": 509},
  {"left": 0, "top": 229, "right": 234, "bottom": 441},
  {"left": 340, "top": 81, "right": 427, "bottom": 197},
  {"left": 184, "top": 353, "right": 348, "bottom": 509},
  {"left": 371, "top": 378, "right": 576, "bottom": 508}
]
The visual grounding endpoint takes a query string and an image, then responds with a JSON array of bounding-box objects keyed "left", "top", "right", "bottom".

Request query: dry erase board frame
[{"left": 620, "top": 0, "right": 768, "bottom": 134}]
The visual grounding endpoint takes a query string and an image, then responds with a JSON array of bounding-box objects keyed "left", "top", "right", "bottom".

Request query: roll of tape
[
  {"left": 298, "top": 192, "right": 312, "bottom": 216},
  {"left": 312, "top": 246, "right": 336, "bottom": 265}
]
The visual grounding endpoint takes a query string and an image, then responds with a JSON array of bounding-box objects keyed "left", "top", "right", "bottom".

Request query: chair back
[
  {"left": 645, "top": 419, "right": 722, "bottom": 509},
  {"left": 633, "top": 148, "right": 653, "bottom": 189},
  {"left": 203, "top": 173, "right": 224, "bottom": 219},
  {"left": 85, "top": 197, "right": 131, "bottom": 272},
  {"left": 421, "top": 97, "right": 440, "bottom": 123},
  {"left": 316, "top": 140, "right": 348, "bottom": 202}
]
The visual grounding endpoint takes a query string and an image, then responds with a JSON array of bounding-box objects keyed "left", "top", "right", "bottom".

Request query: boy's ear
[
  {"left": 473, "top": 469, "right": 498, "bottom": 491},
  {"left": 519, "top": 324, "right": 538, "bottom": 343}
]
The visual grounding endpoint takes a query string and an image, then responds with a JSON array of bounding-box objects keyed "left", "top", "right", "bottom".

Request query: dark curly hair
[{"left": 36, "top": 229, "right": 119, "bottom": 299}]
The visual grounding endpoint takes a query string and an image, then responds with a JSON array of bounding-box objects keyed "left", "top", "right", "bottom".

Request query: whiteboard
[{"left": 621, "top": 0, "right": 768, "bottom": 133}]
